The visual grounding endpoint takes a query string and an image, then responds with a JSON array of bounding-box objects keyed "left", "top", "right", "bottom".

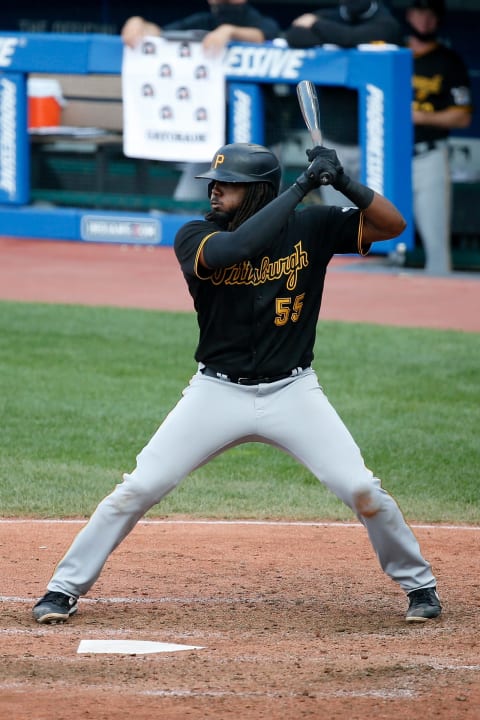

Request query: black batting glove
[
  {"left": 307, "top": 146, "right": 343, "bottom": 185},
  {"left": 307, "top": 145, "right": 374, "bottom": 210},
  {"left": 295, "top": 169, "right": 319, "bottom": 195},
  {"left": 306, "top": 145, "right": 341, "bottom": 167},
  {"left": 295, "top": 149, "right": 333, "bottom": 194},
  {"left": 295, "top": 146, "right": 343, "bottom": 196}
]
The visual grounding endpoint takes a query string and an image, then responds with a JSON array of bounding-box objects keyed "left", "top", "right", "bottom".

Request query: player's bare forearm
[
  {"left": 202, "top": 25, "right": 265, "bottom": 55},
  {"left": 228, "top": 26, "right": 265, "bottom": 43},
  {"left": 362, "top": 193, "right": 407, "bottom": 246},
  {"left": 413, "top": 107, "right": 472, "bottom": 131}
]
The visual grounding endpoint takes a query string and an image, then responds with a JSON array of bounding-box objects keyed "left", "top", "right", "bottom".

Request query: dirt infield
[
  {"left": 1, "top": 236, "right": 480, "bottom": 331},
  {"left": 1, "top": 520, "right": 479, "bottom": 720},
  {"left": 0, "top": 236, "right": 479, "bottom": 719}
]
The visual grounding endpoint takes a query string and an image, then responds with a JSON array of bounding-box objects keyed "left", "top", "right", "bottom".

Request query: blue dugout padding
[{"left": 0, "top": 33, "right": 413, "bottom": 251}]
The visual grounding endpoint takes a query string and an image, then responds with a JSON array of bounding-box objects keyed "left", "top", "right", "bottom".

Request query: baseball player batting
[{"left": 33, "top": 142, "right": 441, "bottom": 624}]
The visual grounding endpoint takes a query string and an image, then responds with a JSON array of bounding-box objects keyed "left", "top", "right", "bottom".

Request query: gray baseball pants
[{"left": 48, "top": 368, "right": 436, "bottom": 598}]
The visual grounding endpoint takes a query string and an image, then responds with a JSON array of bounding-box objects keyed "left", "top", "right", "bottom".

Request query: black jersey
[
  {"left": 285, "top": 4, "right": 403, "bottom": 49},
  {"left": 413, "top": 44, "right": 472, "bottom": 144},
  {"left": 175, "top": 203, "right": 361, "bottom": 378}
]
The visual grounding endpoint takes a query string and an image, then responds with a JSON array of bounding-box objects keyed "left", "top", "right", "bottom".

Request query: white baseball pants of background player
[
  {"left": 413, "top": 141, "right": 452, "bottom": 276},
  {"left": 48, "top": 368, "right": 436, "bottom": 599}
]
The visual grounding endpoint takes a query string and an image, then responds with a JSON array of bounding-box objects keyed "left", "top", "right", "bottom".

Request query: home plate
[{"left": 77, "top": 640, "right": 205, "bottom": 655}]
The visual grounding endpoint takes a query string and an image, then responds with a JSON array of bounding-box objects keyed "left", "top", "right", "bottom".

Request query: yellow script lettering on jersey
[{"left": 210, "top": 241, "right": 309, "bottom": 291}]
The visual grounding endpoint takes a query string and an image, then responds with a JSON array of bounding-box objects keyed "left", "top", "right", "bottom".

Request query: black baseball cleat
[
  {"left": 32, "top": 591, "right": 78, "bottom": 624},
  {"left": 406, "top": 586, "right": 442, "bottom": 623}
]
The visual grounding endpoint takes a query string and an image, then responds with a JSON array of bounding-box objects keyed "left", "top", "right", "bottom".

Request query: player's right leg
[{"left": 33, "top": 371, "right": 256, "bottom": 623}]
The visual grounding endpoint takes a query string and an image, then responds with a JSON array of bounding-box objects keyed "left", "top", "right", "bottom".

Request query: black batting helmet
[{"left": 196, "top": 143, "right": 282, "bottom": 195}]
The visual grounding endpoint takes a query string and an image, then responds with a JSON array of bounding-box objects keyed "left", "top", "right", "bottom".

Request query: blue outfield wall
[{"left": 0, "top": 33, "right": 413, "bottom": 251}]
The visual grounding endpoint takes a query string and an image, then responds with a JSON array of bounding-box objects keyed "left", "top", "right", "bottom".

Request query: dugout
[
  {"left": 0, "top": 16, "right": 480, "bottom": 268},
  {"left": 0, "top": 32, "right": 413, "bottom": 254}
]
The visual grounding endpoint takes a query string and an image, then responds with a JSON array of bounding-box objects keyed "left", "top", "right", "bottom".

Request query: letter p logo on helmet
[{"left": 213, "top": 153, "right": 225, "bottom": 169}]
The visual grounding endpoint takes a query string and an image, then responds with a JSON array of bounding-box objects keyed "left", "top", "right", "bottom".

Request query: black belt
[
  {"left": 201, "top": 366, "right": 308, "bottom": 386},
  {"left": 413, "top": 140, "right": 446, "bottom": 156}
]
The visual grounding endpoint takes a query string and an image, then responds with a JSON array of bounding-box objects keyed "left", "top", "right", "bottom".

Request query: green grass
[{"left": 0, "top": 300, "right": 479, "bottom": 523}]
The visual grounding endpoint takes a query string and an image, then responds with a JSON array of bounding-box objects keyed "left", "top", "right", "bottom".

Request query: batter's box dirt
[{"left": 0, "top": 520, "right": 479, "bottom": 719}]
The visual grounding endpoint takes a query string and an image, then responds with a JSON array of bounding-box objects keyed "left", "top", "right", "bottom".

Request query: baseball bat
[{"left": 296, "top": 80, "right": 332, "bottom": 185}]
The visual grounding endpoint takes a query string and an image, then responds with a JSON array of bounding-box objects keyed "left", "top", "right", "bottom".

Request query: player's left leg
[{"left": 258, "top": 369, "right": 438, "bottom": 599}]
